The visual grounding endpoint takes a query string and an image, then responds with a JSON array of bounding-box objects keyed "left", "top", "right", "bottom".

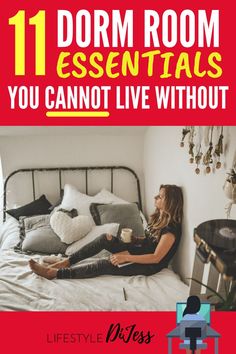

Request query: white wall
[
  {"left": 0, "top": 130, "right": 145, "bottom": 210},
  {"left": 1, "top": 126, "right": 235, "bottom": 284},
  {"left": 143, "top": 126, "right": 236, "bottom": 283}
]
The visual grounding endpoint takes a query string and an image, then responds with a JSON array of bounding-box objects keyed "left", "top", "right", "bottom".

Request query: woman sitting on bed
[{"left": 29, "top": 184, "right": 183, "bottom": 280}]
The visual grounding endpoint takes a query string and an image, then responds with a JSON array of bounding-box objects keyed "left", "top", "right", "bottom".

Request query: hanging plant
[
  {"left": 214, "top": 126, "right": 224, "bottom": 169},
  {"left": 203, "top": 126, "right": 214, "bottom": 173},
  {"left": 180, "top": 126, "right": 190, "bottom": 147},
  {"left": 188, "top": 127, "right": 195, "bottom": 163},
  {"left": 195, "top": 145, "right": 203, "bottom": 174},
  {"left": 194, "top": 127, "right": 203, "bottom": 174},
  {"left": 180, "top": 126, "right": 226, "bottom": 175}
]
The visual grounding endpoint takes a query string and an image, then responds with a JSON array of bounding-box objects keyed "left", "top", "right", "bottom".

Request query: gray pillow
[
  {"left": 90, "top": 203, "right": 144, "bottom": 237},
  {"left": 16, "top": 215, "right": 67, "bottom": 254}
]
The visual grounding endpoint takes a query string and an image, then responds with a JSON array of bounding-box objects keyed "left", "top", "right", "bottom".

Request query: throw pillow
[
  {"left": 95, "top": 188, "right": 148, "bottom": 228},
  {"left": 6, "top": 195, "right": 52, "bottom": 220},
  {"left": 50, "top": 210, "right": 93, "bottom": 244},
  {"left": 95, "top": 188, "right": 129, "bottom": 204},
  {"left": 90, "top": 203, "right": 144, "bottom": 237},
  {"left": 59, "top": 184, "right": 98, "bottom": 224},
  {"left": 15, "top": 215, "right": 68, "bottom": 254}
]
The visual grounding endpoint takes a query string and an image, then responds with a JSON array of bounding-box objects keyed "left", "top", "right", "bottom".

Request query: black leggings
[{"left": 57, "top": 234, "right": 164, "bottom": 279}]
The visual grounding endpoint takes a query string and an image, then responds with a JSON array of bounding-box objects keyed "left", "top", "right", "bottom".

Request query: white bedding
[{"left": 0, "top": 218, "right": 189, "bottom": 311}]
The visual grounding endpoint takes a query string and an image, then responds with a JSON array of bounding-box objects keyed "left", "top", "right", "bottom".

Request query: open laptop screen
[{"left": 176, "top": 302, "right": 211, "bottom": 324}]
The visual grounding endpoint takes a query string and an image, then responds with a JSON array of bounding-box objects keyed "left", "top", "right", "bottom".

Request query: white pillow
[
  {"left": 65, "top": 223, "right": 119, "bottom": 255},
  {"left": 60, "top": 185, "right": 148, "bottom": 229},
  {"left": 60, "top": 185, "right": 123, "bottom": 227},
  {"left": 60, "top": 184, "right": 95, "bottom": 217},
  {"left": 95, "top": 188, "right": 129, "bottom": 204},
  {"left": 50, "top": 211, "right": 92, "bottom": 244}
]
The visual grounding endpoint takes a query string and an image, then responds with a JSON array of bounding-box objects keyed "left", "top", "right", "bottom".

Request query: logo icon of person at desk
[{"left": 167, "top": 295, "right": 220, "bottom": 354}]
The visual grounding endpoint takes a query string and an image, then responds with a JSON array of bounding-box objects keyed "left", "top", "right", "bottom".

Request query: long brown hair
[{"left": 148, "top": 184, "right": 183, "bottom": 237}]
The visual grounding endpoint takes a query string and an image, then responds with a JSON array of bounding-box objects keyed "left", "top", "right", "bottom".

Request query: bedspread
[{"left": 0, "top": 249, "right": 189, "bottom": 311}]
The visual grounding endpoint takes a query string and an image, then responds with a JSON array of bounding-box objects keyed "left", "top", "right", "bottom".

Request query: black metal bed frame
[{"left": 3, "top": 166, "right": 142, "bottom": 221}]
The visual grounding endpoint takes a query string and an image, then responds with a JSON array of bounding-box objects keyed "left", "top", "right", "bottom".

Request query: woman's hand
[{"left": 110, "top": 253, "right": 128, "bottom": 266}]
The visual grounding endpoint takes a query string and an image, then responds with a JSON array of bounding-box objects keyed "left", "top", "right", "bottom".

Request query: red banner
[
  {"left": 0, "top": 312, "right": 234, "bottom": 353},
  {"left": 0, "top": 0, "right": 235, "bottom": 125}
]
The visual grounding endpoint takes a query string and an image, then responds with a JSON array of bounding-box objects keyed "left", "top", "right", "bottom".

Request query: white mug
[{"left": 121, "top": 228, "right": 132, "bottom": 243}]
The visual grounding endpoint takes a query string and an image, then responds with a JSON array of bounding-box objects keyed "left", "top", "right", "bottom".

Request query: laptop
[{"left": 176, "top": 302, "right": 211, "bottom": 325}]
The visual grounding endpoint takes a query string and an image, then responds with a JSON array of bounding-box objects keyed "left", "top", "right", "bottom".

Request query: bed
[{"left": 0, "top": 166, "right": 189, "bottom": 311}]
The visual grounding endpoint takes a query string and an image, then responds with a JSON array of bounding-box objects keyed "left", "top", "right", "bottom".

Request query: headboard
[{"left": 3, "top": 166, "right": 142, "bottom": 221}]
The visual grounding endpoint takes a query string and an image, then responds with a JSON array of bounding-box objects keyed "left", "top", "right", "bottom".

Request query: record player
[{"left": 194, "top": 219, "right": 236, "bottom": 279}]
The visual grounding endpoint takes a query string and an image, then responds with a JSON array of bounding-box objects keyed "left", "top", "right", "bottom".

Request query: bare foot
[
  {"left": 29, "top": 259, "right": 57, "bottom": 279},
  {"left": 49, "top": 258, "right": 70, "bottom": 269}
]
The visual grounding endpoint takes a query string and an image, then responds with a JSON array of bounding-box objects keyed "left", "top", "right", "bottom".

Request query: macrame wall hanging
[{"left": 180, "top": 126, "right": 224, "bottom": 174}]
